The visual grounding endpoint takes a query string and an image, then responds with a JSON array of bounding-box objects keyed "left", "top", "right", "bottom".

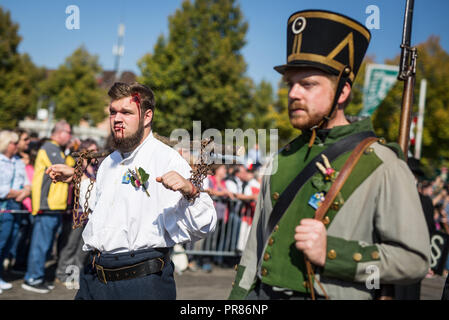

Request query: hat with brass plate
[
  {"left": 274, "top": 10, "right": 371, "bottom": 146},
  {"left": 274, "top": 10, "right": 371, "bottom": 85}
]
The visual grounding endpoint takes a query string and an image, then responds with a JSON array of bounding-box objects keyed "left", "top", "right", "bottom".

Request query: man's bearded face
[
  {"left": 109, "top": 97, "right": 145, "bottom": 153},
  {"left": 284, "top": 68, "right": 336, "bottom": 131}
]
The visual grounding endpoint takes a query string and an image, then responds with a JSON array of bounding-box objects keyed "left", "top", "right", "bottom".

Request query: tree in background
[
  {"left": 0, "top": 7, "right": 44, "bottom": 129},
  {"left": 244, "top": 80, "right": 274, "bottom": 130},
  {"left": 138, "top": 0, "right": 252, "bottom": 136},
  {"left": 268, "top": 81, "right": 299, "bottom": 146},
  {"left": 39, "top": 46, "right": 107, "bottom": 126}
]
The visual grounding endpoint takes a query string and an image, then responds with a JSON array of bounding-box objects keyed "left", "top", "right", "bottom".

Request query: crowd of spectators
[
  {"left": 408, "top": 158, "right": 449, "bottom": 279},
  {"left": 0, "top": 121, "right": 102, "bottom": 294}
]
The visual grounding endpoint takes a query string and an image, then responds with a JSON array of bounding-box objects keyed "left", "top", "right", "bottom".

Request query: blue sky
[{"left": 2, "top": 0, "right": 449, "bottom": 90}]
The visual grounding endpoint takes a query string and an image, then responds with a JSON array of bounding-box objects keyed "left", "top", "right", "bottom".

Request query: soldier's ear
[{"left": 337, "top": 82, "right": 352, "bottom": 108}]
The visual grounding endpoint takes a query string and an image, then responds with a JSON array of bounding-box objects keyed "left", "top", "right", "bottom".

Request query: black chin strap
[{"left": 308, "top": 66, "right": 352, "bottom": 148}]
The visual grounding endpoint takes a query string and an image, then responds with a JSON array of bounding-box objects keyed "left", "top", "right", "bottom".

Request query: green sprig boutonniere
[
  {"left": 128, "top": 167, "right": 150, "bottom": 197},
  {"left": 311, "top": 154, "right": 344, "bottom": 206}
]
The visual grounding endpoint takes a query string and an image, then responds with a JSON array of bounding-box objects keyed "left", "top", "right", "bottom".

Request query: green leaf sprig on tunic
[{"left": 128, "top": 167, "right": 150, "bottom": 197}]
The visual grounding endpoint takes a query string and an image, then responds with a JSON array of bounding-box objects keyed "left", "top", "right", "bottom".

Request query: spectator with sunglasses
[{"left": 0, "top": 130, "right": 31, "bottom": 293}]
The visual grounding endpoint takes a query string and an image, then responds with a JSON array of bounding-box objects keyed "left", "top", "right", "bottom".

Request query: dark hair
[
  {"left": 108, "top": 82, "right": 156, "bottom": 115},
  {"left": 14, "top": 128, "right": 29, "bottom": 138},
  {"left": 211, "top": 164, "right": 226, "bottom": 175},
  {"left": 80, "top": 138, "right": 98, "bottom": 151},
  {"left": 25, "top": 141, "right": 40, "bottom": 166}
]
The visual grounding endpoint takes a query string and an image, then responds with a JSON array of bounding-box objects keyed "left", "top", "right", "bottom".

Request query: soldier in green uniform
[{"left": 228, "top": 10, "right": 430, "bottom": 300}]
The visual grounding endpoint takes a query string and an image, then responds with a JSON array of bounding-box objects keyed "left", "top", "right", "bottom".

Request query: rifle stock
[{"left": 397, "top": 0, "right": 417, "bottom": 161}]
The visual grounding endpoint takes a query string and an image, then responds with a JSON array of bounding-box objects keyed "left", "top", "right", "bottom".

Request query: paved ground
[{"left": 0, "top": 260, "right": 445, "bottom": 300}]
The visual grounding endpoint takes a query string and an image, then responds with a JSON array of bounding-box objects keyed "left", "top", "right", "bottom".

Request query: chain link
[
  {"left": 186, "top": 138, "right": 213, "bottom": 203},
  {"left": 72, "top": 150, "right": 97, "bottom": 229}
]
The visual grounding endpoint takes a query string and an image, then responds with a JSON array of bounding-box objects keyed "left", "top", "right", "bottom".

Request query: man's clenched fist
[{"left": 294, "top": 218, "right": 327, "bottom": 267}]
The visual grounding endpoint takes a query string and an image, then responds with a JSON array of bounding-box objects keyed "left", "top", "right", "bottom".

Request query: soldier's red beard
[
  {"left": 288, "top": 100, "right": 329, "bottom": 130},
  {"left": 111, "top": 121, "right": 144, "bottom": 153}
]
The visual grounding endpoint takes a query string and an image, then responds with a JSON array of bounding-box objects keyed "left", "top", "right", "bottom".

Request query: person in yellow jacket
[{"left": 21, "top": 120, "right": 75, "bottom": 294}]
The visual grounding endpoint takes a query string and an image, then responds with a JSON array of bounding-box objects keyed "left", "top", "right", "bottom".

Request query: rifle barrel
[{"left": 398, "top": 0, "right": 415, "bottom": 80}]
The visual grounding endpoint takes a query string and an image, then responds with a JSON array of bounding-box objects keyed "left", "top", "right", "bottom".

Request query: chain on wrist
[{"left": 184, "top": 179, "right": 201, "bottom": 203}]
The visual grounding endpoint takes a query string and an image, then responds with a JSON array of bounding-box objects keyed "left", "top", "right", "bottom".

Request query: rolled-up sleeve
[
  {"left": 160, "top": 151, "right": 217, "bottom": 244},
  {"left": 163, "top": 192, "right": 217, "bottom": 243}
]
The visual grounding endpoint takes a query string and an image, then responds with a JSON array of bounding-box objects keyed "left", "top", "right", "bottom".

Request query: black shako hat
[{"left": 274, "top": 10, "right": 371, "bottom": 85}]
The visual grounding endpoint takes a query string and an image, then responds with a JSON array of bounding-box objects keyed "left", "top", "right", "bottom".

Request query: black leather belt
[{"left": 95, "top": 255, "right": 167, "bottom": 284}]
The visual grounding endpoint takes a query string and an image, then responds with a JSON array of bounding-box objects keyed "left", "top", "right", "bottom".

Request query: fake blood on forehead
[{"left": 131, "top": 92, "right": 142, "bottom": 122}]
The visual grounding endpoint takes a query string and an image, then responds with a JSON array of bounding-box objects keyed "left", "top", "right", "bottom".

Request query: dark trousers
[
  {"left": 8, "top": 213, "right": 33, "bottom": 268},
  {"left": 75, "top": 248, "right": 176, "bottom": 300},
  {"left": 395, "top": 282, "right": 421, "bottom": 300},
  {"left": 56, "top": 216, "right": 88, "bottom": 282}
]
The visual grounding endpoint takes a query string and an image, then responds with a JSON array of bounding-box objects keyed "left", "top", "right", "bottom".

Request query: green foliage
[
  {"left": 0, "top": 7, "right": 45, "bottom": 129},
  {"left": 138, "top": 0, "right": 252, "bottom": 136},
  {"left": 244, "top": 80, "right": 274, "bottom": 130},
  {"left": 269, "top": 81, "right": 300, "bottom": 146},
  {"left": 39, "top": 46, "right": 107, "bottom": 126}
]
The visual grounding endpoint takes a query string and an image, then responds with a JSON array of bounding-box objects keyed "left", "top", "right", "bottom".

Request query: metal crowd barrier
[{"left": 184, "top": 196, "right": 255, "bottom": 258}]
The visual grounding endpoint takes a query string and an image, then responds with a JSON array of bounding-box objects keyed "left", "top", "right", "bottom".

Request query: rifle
[
  {"left": 377, "top": 0, "right": 418, "bottom": 300},
  {"left": 397, "top": 0, "right": 418, "bottom": 160}
]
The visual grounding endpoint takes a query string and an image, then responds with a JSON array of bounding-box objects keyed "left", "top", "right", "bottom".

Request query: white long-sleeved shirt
[{"left": 82, "top": 132, "right": 217, "bottom": 253}]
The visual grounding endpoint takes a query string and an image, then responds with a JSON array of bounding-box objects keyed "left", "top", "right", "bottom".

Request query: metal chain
[
  {"left": 186, "top": 138, "right": 213, "bottom": 203},
  {"left": 72, "top": 150, "right": 97, "bottom": 229}
]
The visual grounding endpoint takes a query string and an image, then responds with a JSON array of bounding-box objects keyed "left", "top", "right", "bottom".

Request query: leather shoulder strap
[{"left": 314, "top": 137, "right": 379, "bottom": 221}]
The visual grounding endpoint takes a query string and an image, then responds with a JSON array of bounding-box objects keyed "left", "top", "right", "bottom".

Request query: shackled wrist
[{"left": 183, "top": 179, "right": 200, "bottom": 203}]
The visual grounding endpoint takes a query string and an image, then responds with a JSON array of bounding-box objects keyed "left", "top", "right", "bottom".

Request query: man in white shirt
[{"left": 46, "top": 82, "right": 216, "bottom": 299}]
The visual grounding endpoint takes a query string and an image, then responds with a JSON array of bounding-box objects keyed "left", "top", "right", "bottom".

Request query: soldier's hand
[
  {"left": 46, "top": 164, "right": 75, "bottom": 183},
  {"left": 156, "top": 171, "right": 195, "bottom": 197},
  {"left": 294, "top": 219, "right": 327, "bottom": 267}
]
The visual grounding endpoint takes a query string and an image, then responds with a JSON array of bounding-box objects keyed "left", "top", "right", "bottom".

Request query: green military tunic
[{"left": 229, "top": 118, "right": 430, "bottom": 300}]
